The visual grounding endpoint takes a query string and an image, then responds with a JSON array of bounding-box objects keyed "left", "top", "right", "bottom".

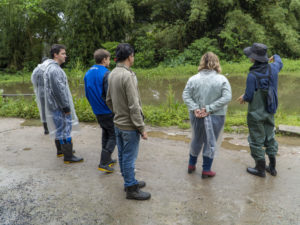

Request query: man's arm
[
  {"left": 242, "top": 74, "right": 256, "bottom": 102},
  {"left": 124, "top": 74, "right": 145, "bottom": 134},
  {"left": 102, "top": 71, "right": 110, "bottom": 102},
  {"left": 106, "top": 83, "right": 113, "bottom": 112},
  {"left": 50, "top": 69, "right": 70, "bottom": 113},
  {"left": 271, "top": 54, "right": 283, "bottom": 72}
]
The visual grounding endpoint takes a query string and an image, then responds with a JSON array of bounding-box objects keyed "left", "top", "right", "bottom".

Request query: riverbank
[{"left": 0, "top": 118, "right": 299, "bottom": 225}]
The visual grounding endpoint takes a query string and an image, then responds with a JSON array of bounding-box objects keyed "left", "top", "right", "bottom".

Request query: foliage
[
  {"left": 0, "top": 0, "right": 63, "bottom": 70},
  {"left": 133, "top": 35, "right": 156, "bottom": 68},
  {"left": 219, "top": 10, "right": 267, "bottom": 61},
  {"left": 2, "top": 95, "right": 300, "bottom": 133},
  {"left": 163, "top": 38, "right": 223, "bottom": 66},
  {"left": 62, "top": 0, "right": 134, "bottom": 66},
  {"left": 1, "top": 0, "right": 300, "bottom": 70}
]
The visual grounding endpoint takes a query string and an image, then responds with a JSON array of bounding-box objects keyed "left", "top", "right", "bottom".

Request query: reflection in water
[{"left": 1, "top": 75, "right": 300, "bottom": 113}]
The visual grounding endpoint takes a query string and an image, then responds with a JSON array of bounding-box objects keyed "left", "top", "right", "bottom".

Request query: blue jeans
[
  {"left": 114, "top": 127, "right": 140, "bottom": 188},
  {"left": 52, "top": 110, "right": 72, "bottom": 141}
]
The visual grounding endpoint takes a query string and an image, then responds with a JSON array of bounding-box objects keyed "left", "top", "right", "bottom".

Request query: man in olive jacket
[{"left": 106, "top": 43, "right": 151, "bottom": 200}]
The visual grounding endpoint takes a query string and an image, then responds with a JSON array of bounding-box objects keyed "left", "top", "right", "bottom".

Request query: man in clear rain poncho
[
  {"left": 31, "top": 57, "right": 51, "bottom": 135},
  {"left": 182, "top": 52, "right": 232, "bottom": 178},
  {"left": 43, "top": 44, "right": 83, "bottom": 163}
]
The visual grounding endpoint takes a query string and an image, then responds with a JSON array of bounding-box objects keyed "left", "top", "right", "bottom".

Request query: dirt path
[{"left": 0, "top": 118, "right": 299, "bottom": 225}]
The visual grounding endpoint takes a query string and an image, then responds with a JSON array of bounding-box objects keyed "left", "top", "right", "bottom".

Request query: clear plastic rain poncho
[
  {"left": 189, "top": 112, "right": 224, "bottom": 159},
  {"left": 31, "top": 59, "right": 53, "bottom": 122},
  {"left": 182, "top": 69, "right": 232, "bottom": 159},
  {"left": 43, "top": 60, "right": 79, "bottom": 140}
]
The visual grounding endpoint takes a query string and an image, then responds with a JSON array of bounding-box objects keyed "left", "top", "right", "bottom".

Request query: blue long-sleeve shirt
[
  {"left": 243, "top": 54, "right": 283, "bottom": 102},
  {"left": 84, "top": 65, "right": 112, "bottom": 115}
]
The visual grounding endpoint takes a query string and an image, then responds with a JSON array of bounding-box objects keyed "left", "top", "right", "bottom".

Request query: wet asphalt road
[{"left": 0, "top": 118, "right": 299, "bottom": 225}]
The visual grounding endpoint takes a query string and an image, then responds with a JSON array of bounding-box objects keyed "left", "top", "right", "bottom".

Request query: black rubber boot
[
  {"left": 55, "top": 140, "right": 75, "bottom": 157},
  {"left": 43, "top": 122, "right": 49, "bottom": 135},
  {"left": 126, "top": 184, "right": 151, "bottom": 200},
  {"left": 247, "top": 160, "right": 266, "bottom": 177},
  {"left": 98, "top": 150, "right": 114, "bottom": 173},
  {"left": 124, "top": 181, "right": 146, "bottom": 191},
  {"left": 266, "top": 156, "right": 277, "bottom": 176},
  {"left": 62, "top": 143, "right": 83, "bottom": 164},
  {"left": 55, "top": 140, "right": 63, "bottom": 157}
]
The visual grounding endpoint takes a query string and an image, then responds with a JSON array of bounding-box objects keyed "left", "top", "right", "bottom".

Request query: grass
[
  {"left": 1, "top": 94, "right": 300, "bottom": 134},
  {"left": 0, "top": 71, "right": 31, "bottom": 84}
]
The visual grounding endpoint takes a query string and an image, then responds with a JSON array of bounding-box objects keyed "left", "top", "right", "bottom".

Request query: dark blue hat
[{"left": 243, "top": 43, "right": 268, "bottom": 63}]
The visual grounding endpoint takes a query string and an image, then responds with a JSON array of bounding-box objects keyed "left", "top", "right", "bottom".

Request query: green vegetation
[{"left": 1, "top": 0, "right": 300, "bottom": 72}]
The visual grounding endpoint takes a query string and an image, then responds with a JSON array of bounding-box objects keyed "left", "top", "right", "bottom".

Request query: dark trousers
[{"left": 96, "top": 113, "right": 116, "bottom": 154}]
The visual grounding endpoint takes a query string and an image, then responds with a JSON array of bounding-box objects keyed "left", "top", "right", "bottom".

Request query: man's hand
[
  {"left": 237, "top": 94, "right": 245, "bottom": 104},
  {"left": 141, "top": 131, "right": 148, "bottom": 140},
  {"left": 269, "top": 56, "right": 274, "bottom": 62}
]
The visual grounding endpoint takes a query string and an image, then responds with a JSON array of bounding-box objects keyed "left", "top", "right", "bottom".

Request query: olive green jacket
[{"left": 106, "top": 63, "right": 145, "bottom": 133}]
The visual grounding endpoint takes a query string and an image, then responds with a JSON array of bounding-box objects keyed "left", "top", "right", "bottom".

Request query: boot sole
[
  {"left": 188, "top": 169, "right": 195, "bottom": 174},
  {"left": 266, "top": 168, "right": 277, "bottom": 176},
  {"left": 201, "top": 174, "right": 215, "bottom": 179},
  {"left": 98, "top": 167, "right": 114, "bottom": 173},
  {"left": 57, "top": 154, "right": 64, "bottom": 158},
  {"left": 64, "top": 159, "right": 84, "bottom": 164},
  {"left": 247, "top": 169, "right": 266, "bottom": 177},
  {"left": 126, "top": 195, "right": 151, "bottom": 200}
]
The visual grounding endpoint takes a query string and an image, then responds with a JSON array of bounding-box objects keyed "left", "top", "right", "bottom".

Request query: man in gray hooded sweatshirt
[{"left": 43, "top": 44, "right": 83, "bottom": 163}]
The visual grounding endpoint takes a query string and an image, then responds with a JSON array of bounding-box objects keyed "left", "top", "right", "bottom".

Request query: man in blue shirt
[
  {"left": 237, "top": 43, "right": 283, "bottom": 177},
  {"left": 84, "top": 49, "right": 116, "bottom": 173}
]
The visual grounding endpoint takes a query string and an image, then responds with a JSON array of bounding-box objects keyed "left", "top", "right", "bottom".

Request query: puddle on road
[
  {"left": 148, "top": 131, "right": 190, "bottom": 143},
  {"left": 221, "top": 137, "right": 250, "bottom": 152},
  {"left": 21, "top": 119, "right": 41, "bottom": 127},
  {"left": 148, "top": 131, "right": 300, "bottom": 151},
  {"left": 276, "top": 136, "right": 300, "bottom": 146}
]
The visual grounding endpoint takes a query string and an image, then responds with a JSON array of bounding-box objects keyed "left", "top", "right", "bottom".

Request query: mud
[{"left": 0, "top": 118, "right": 300, "bottom": 225}]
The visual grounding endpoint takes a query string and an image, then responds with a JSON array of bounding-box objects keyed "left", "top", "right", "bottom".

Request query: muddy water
[{"left": 1, "top": 74, "right": 300, "bottom": 113}]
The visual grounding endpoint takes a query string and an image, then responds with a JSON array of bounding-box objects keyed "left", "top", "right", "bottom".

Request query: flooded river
[{"left": 1, "top": 74, "right": 300, "bottom": 113}]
